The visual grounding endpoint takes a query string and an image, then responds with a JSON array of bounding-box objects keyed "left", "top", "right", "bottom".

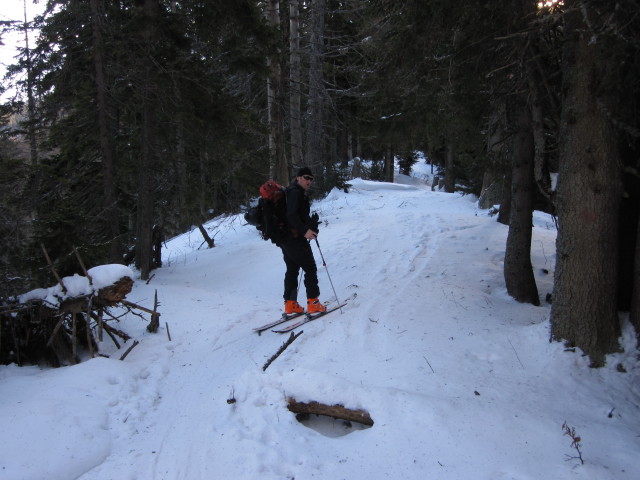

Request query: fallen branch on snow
[{"left": 263, "top": 330, "right": 303, "bottom": 371}]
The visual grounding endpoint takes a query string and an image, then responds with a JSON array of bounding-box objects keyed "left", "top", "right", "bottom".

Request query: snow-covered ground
[{"left": 1, "top": 163, "right": 639, "bottom": 480}]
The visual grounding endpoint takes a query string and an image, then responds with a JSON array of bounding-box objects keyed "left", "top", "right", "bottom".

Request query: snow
[
  {"left": 18, "top": 264, "right": 135, "bottom": 307},
  {"left": 1, "top": 163, "right": 639, "bottom": 480}
]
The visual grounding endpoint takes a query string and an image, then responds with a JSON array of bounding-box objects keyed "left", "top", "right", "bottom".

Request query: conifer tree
[{"left": 3, "top": 0, "right": 273, "bottom": 284}]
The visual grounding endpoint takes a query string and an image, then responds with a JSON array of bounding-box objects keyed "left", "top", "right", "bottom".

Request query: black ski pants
[{"left": 280, "top": 237, "right": 320, "bottom": 301}]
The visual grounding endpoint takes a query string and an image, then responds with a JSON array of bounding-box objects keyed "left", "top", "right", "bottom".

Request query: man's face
[{"left": 297, "top": 174, "right": 314, "bottom": 190}]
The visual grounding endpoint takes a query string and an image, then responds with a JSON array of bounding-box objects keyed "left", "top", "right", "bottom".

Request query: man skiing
[{"left": 280, "top": 167, "right": 326, "bottom": 315}]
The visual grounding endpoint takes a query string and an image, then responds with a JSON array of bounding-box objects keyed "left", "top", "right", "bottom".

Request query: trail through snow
[{"left": 1, "top": 169, "right": 639, "bottom": 480}]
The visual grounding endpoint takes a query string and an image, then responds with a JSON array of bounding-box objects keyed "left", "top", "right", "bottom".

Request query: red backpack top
[
  {"left": 260, "top": 180, "right": 284, "bottom": 203},
  {"left": 244, "top": 180, "right": 286, "bottom": 245}
]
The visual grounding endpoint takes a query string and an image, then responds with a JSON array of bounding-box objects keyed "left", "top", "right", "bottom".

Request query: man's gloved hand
[{"left": 309, "top": 212, "right": 320, "bottom": 233}]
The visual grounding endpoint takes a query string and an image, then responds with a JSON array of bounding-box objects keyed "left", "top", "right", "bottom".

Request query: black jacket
[{"left": 285, "top": 181, "right": 312, "bottom": 237}]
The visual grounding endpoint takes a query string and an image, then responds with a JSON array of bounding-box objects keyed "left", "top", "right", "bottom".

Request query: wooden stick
[
  {"left": 197, "top": 224, "right": 215, "bottom": 248},
  {"left": 85, "top": 298, "right": 94, "bottom": 358},
  {"left": 147, "top": 290, "right": 160, "bottom": 333},
  {"left": 121, "top": 299, "right": 162, "bottom": 316},
  {"left": 97, "top": 308, "right": 103, "bottom": 342},
  {"left": 9, "top": 314, "right": 21, "bottom": 365},
  {"left": 102, "top": 323, "right": 131, "bottom": 342},
  {"left": 72, "top": 312, "right": 77, "bottom": 358},
  {"left": 85, "top": 314, "right": 95, "bottom": 358},
  {"left": 40, "top": 244, "right": 67, "bottom": 294},
  {"left": 423, "top": 355, "right": 435, "bottom": 373},
  {"left": 93, "top": 308, "right": 123, "bottom": 323},
  {"left": 73, "top": 246, "right": 93, "bottom": 285},
  {"left": 102, "top": 322, "right": 121, "bottom": 349},
  {"left": 166, "top": 322, "right": 172, "bottom": 341},
  {"left": 508, "top": 336, "right": 525, "bottom": 369},
  {"left": 46, "top": 317, "right": 65, "bottom": 347},
  {"left": 119, "top": 340, "right": 139, "bottom": 360},
  {"left": 263, "top": 330, "right": 303, "bottom": 371},
  {"left": 90, "top": 315, "right": 131, "bottom": 349}
]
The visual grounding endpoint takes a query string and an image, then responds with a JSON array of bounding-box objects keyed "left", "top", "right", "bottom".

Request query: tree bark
[
  {"left": 90, "top": 0, "right": 121, "bottom": 263},
  {"left": 497, "top": 170, "right": 512, "bottom": 226},
  {"left": 266, "top": 0, "right": 288, "bottom": 184},
  {"left": 484, "top": 97, "right": 509, "bottom": 214},
  {"left": 504, "top": 101, "right": 540, "bottom": 306},
  {"left": 135, "top": 0, "right": 160, "bottom": 281},
  {"left": 444, "top": 142, "right": 455, "bottom": 193},
  {"left": 289, "top": 0, "right": 303, "bottom": 168},
  {"left": 197, "top": 224, "right": 214, "bottom": 249},
  {"left": 550, "top": 3, "right": 622, "bottom": 366},
  {"left": 287, "top": 397, "right": 374, "bottom": 426},
  {"left": 384, "top": 144, "right": 394, "bottom": 183},
  {"left": 305, "top": 0, "right": 325, "bottom": 174},
  {"left": 527, "top": 48, "right": 553, "bottom": 206}
]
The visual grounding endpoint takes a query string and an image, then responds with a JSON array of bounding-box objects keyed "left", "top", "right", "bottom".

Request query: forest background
[{"left": 1, "top": 0, "right": 640, "bottom": 368}]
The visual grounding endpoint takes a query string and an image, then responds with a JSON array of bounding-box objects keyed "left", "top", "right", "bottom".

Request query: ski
[
  {"left": 253, "top": 311, "right": 306, "bottom": 335},
  {"left": 253, "top": 299, "right": 339, "bottom": 334},
  {"left": 272, "top": 303, "right": 347, "bottom": 333}
]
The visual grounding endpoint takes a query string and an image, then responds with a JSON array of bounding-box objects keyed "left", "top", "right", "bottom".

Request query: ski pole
[
  {"left": 296, "top": 271, "right": 303, "bottom": 299},
  {"left": 314, "top": 239, "right": 342, "bottom": 313}
]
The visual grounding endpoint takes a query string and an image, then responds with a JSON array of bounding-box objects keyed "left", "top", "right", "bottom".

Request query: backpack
[{"left": 244, "top": 180, "right": 288, "bottom": 245}]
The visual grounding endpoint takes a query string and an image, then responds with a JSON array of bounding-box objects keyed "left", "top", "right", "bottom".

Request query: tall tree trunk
[
  {"left": 289, "top": 0, "right": 303, "bottom": 169},
  {"left": 550, "top": 3, "right": 622, "bottom": 366},
  {"left": 504, "top": 100, "right": 540, "bottom": 306},
  {"left": 444, "top": 142, "right": 455, "bottom": 193},
  {"left": 267, "top": 0, "right": 288, "bottom": 184},
  {"left": 497, "top": 170, "right": 512, "bottom": 226},
  {"left": 527, "top": 38, "right": 554, "bottom": 207},
  {"left": 384, "top": 144, "right": 394, "bottom": 183},
  {"left": 135, "top": 0, "right": 160, "bottom": 281},
  {"left": 441, "top": 28, "right": 459, "bottom": 195},
  {"left": 198, "top": 152, "right": 207, "bottom": 219},
  {"left": 90, "top": 0, "right": 121, "bottom": 263},
  {"left": 305, "top": 0, "right": 325, "bottom": 174},
  {"left": 483, "top": 97, "right": 509, "bottom": 214},
  {"left": 174, "top": 90, "right": 188, "bottom": 223}
]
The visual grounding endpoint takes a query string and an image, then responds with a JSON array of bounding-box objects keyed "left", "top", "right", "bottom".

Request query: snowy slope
[{"left": 1, "top": 165, "right": 639, "bottom": 480}]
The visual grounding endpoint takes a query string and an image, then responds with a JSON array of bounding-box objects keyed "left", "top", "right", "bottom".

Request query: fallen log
[
  {"left": 286, "top": 397, "right": 374, "bottom": 426},
  {"left": 96, "top": 276, "right": 134, "bottom": 305}
]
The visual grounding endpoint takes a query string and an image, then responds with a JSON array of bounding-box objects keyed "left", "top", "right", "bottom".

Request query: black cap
[{"left": 296, "top": 166, "right": 313, "bottom": 178}]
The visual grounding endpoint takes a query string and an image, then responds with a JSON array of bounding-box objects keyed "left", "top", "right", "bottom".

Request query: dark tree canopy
[{"left": 1, "top": 0, "right": 639, "bottom": 366}]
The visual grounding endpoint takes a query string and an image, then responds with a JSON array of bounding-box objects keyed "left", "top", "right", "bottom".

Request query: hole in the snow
[
  {"left": 295, "top": 413, "right": 372, "bottom": 437},
  {"left": 287, "top": 397, "right": 374, "bottom": 437}
]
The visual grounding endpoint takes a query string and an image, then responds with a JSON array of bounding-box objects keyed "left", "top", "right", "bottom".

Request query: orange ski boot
[
  {"left": 284, "top": 300, "right": 304, "bottom": 315},
  {"left": 307, "top": 298, "right": 327, "bottom": 314}
]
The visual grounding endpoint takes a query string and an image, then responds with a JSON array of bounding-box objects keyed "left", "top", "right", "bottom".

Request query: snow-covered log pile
[{"left": 0, "top": 265, "right": 157, "bottom": 367}]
